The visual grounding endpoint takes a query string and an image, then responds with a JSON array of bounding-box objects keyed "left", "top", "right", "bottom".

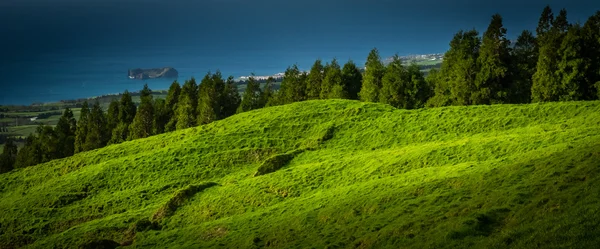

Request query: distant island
[{"left": 128, "top": 67, "right": 178, "bottom": 80}]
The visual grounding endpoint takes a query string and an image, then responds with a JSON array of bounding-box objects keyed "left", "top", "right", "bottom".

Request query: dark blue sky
[{"left": 1, "top": 0, "right": 598, "bottom": 60}]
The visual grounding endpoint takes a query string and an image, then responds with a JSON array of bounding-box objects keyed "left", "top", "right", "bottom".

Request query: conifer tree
[
  {"left": 14, "top": 134, "right": 41, "bottom": 168},
  {"left": 197, "top": 72, "right": 222, "bottom": 125},
  {"left": 321, "top": 59, "right": 343, "bottom": 99},
  {"left": 306, "top": 59, "right": 325, "bottom": 99},
  {"left": 511, "top": 30, "right": 538, "bottom": 103},
  {"left": 118, "top": 90, "right": 137, "bottom": 125},
  {"left": 221, "top": 76, "right": 241, "bottom": 117},
  {"left": 379, "top": 55, "right": 407, "bottom": 108},
  {"left": 153, "top": 98, "right": 168, "bottom": 135},
  {"left": 175, "top": 78, "right": 198, "bottom": 130},
  {"left": 37, "top": 125, "right": 59, "bottom": 162},
  {"left": 237, "top": 74, "right": 263, "bottom": 113},
  {"left": 74, "top": 101, "right": 90, "bottom": 153},
  {"left": 532, "top": 7, "right": 569, "bottom": 102},
  {"left": 359, "top": 48, "right": 385, "bottom": 102},
  {"left": 0, "top": 137, "right": 18, "bottom": 173},
  {"left": 164, "top": 81, "right": 181, "bottom": 132},
  {"left": 474, "top": 14, "right": 511, "bottom": 104},
  {"left": 341, "top": 60, "right": 363, "bottom": 100},
  {"left": 279, "top": 65, "right": 305, "bottom": 104},
  {"left": 106, "top": 98, "right": 120, "bottom": 135},
  {"left": 84, "top": 101, "right": 108, "bottom": 151},
  {"left": 129, "top": 84, "right": 155, "bottom": 139},
  {"left": 55, "top": 108, "right": 77, "bottom": 158},
  {"left": 556, "top": 24, "right": 587, "bottom": 101},
  {"left": 260, "top": 77, "right": 275, "bottom": 108},
  {"left": 582, "top": 11, "right": 600, "bottom": 99},
  {"left": 406, "top": 62, "right": 431, "bottom": 109}
]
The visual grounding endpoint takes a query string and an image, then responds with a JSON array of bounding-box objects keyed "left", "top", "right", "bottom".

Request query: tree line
[{"left": 1, "top": 5, "right": 599, "bottom": 173}]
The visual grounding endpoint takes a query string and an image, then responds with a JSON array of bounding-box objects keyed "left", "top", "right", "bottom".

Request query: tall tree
[
  {"left": 259, "top": 77, "right": 275, "bottom": 108},
  {"left": 0, "top": 137, "right": 18, "bottom": 173},
  {"left": 474, "top": 14, "right": 512, "bottom": 104},
  {"left": 306, "top": 59, "right": 325, "bottom": 99},
  {"left": 556, "top": 24, "right": 587, "bottom": 101},
  {"left": 532, "top": 7, "right": 569, "bottom": 102},
  {"left": 278, "top": 65, "right": 305, "bottom": 104},
  {"left": 197, "top": 72, "right": 225, "bottom": 125},
  {"left": 153, "top": 99, "right": 168, "bottom": 135},
  {"left": 129, "top": 84, "right": 155, "bottom": 139},
  {"left": 175, "top": 78, "right": 198, "bottom": 130},
  {"left": 321, "top": 59, "right": 343, "bottom": 99},
  {"left": 511, "top": 30, "right": 538, "bottom": 103},
  {"left": 74, "top": 101, "right": 90, "bottom": 153},
  {"left": 237, "top": 74, "right": 263, "bottom": 113},
  {"left": 341, "top": 60, "right": 363, "bottom": 100},
  {"left": 106, "top": 99, "right": 120, "bottom": 135},
  {"left": 379, "top": 55, "right": 407, "bottom": 108},
  {"left": 359, "top": 48, "right": 385, "bottom": 102},
  {"left": 110, "top": 90, "right": 136, "bottom": 143},
  {"left": 428, "top": 30, "right": 481, "bottom": 106},
  {"left": 221, "top": 76, "right": 241, "bottom": 117},
  {"left": 406, "top": 62, "right": 431, "bottom": 109},
  {"left": 84, "top": 101, "right": 108, "bottom": 151},
  {"left": 55, "top": 108, "right": 77, "bottom": 158},
  {"left": 14, "top": 134, "right": 41, "bottom": 168},
  {"left": 582, "top": 11, "right": 600, "bottom": 99},
  {"left": 36, "top": 125, "right": 59, "bottom": 162},
  {"left": 164, "top": 81, "right": 181, "bottom": 132}
]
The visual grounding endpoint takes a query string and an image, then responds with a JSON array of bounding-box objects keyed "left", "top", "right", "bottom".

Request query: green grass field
[{"left": 1, "top": 100, "right": 599, "bottom": 248}]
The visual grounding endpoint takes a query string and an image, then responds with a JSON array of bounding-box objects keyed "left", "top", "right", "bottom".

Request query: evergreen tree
[
  {"left": 321, "top": 59, "right": 343, "bottom": 99},
  {"left": 221, "top": 76, "right": 241, "bottom": 118},
  {"left": 532, "top": 7, "right": 569, "bottom": 102},
  {"left": 260, "top": 77, "right": 275, "bottom": 108},
  {"left": 406, "top": 62, "right": 431, "bottom": 109},
  {"left": 306, "top": 59, "right": 325, "bottom": 99},
  {"left": 379, "top": 55, "right": 408, "bottom": 108},
  {"left": 428, "top": 30, "right": 481, "bottom": 106},
  {"left": 582, "top": 11, "right": 600, "bottom": 99},
  {"left": 14, "top": 134, "right": 41, "bottom": 168},
  {"left": 237, "top": 74, "right": 263, "bottom": 113},
  {"left": 279, "top": 65, "right": 305, "bottom": 104},
  {"left": 153, "top": 98, "right": 168, "bottom": 135},
  {"left": 106, "top": 98, "right": 120, "bottom": 135},
  {"left": 164, "top": 81, "right": 181, "bottom": 132},
  {"left": 84, "top": 101, "right": 108, "bottom": 151},
  {"left": 0, "top": 137, "right": 18, "bottom": 173},
  {"left": 197, "top": 72, "right": 225, "bottom": 125},
  {"left": 341, "top": 60, "right": 363, "bottom": 100},
  {"left": 474, "top": 14, "right": 512, "bottom": 104},
  {"left": 556, "top": 24, "right": 587, "bottom": 101},
  {"left": 536, "top": 5, "right": 554, "bottom": 37},
  {"left": 118, "top": 90, "right": 137, "bottom": 125},
  {"left": 511, "top": 30, "right": 538, "bottom": 103},
  {"left": 175, "top": 78, "right": 198, "bottom": 130},
  {"left": 55, "top": 108, "right": 77, "bottom": 158},
  {"left": 36, "top": 125, "right": 59, "bottom": 162},
  {"left": 74, "top": 101, "right": 90, "bottom": 153},
  {"left": 359, "top": 48, "right": 385, "bottom": 102},
  {"left": 129, "top": 84, "right": 155, "bottom": 139}
]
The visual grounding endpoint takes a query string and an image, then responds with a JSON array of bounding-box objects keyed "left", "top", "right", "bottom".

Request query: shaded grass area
[{"left": 0, "top": 100, "right": 599, "bottom": 248}]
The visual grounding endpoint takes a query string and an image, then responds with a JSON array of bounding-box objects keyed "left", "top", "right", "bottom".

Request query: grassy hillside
[{"left": 1, "top": 100, "right": 599, "bottom": 249}]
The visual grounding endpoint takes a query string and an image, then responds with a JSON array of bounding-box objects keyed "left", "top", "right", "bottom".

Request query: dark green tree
[
  {"left": 222, "top": 76, "right": 241, "bottom": 118},
  {"left": 428, "top": 30, "right": 481, "bottom": 106},
  {"left": 237, "top": 74, "right": 263, "bottom": 113},
  {"left": 164, "top": 81, "right": 181, "bottom": 132},
  {"left": 306, "top": 59, "right": 325, "bottom": 99},
  {"left": 406, "top": 62, "right": 431, "bottom": 109},
  {"left": 153, "top": 98, "right": 168, "bottom": 135},
  {"left": 511, "top": 30, "right": 538, "bottom": 103},
  {"left": 197, "top": 72, "right": 224, "bottom": 125},
  {"left": 556, "top": 24, "right": 587, "bottom": 101},
  {"left": 175, "top": 78, "right": 198, "bottom": 130},
  {"left": 129, "top": 84, "right": 155, "bottom": 139},
  {"left": 359, "top": 48, "right": 385, "bottom": 102},
  {"left": 474, "top": 14, "right": 512, "bottom": 104},
  {"left": 14, "top": 134, "right": 41, "bottom": 168},
  {"left": 84, "top": 101, "right": 109, "bottom": 151},
  {"left": 118, "top": 90, "right": 137, "bottom": 125},
  {"left": 74, "top": 101, "right": 90, "bottom": 153},
  {"left": 279, "top": 65, "right": 305, "bottom": 104},
  {"left": 341, "top": 60, "right": 363, "bottom": 100},
  {"left": 259, "top": 77, "right": 275, "bottom": 108},
  {"left": 321, "top": 59, "right": 343, "bottom": 99},
  {"left": 106, "top": 98, "right": 120, "bottom": 135},
  {"left": 532, "top": 7, "right": 569, "bottom": 102},
  {"left": 55, "top": 108, "right": 77, "bottom": 158},
  {"left": 0, "top": 137, "right": 18, "bottom": 173},
  {"left": 582, "top": 11, "right": 600, "bottom": 99},
  {"left": 379, "top": 55, "right": 407, "bottom": 108},
  {"left": 36, "top": 125, "right": 59, "bottom": 162}
]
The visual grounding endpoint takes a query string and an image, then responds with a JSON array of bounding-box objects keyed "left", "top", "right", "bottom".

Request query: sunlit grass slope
[{"left": 1, "top": 100, "right": 599, "bottom": 249}]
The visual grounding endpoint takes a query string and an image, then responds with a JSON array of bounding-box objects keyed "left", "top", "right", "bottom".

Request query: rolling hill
[{"left": 1, "top": 99, "right": 599, "bottom": 249}]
